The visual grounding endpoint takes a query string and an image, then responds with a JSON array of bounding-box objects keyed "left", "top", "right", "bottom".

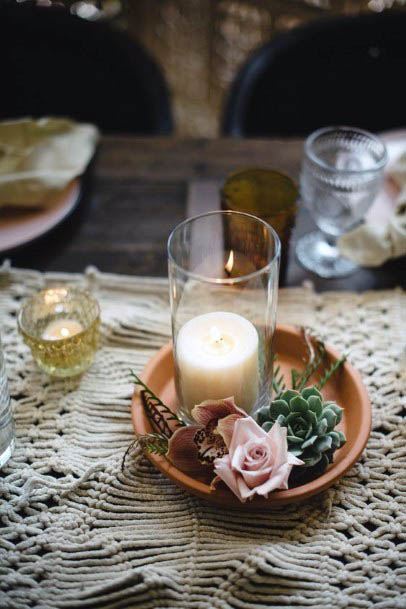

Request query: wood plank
[
  {"left": 9, "top": 178, "right": 186, "bottom": 276},
  {"left": 96, "top": 137, "right": 303, "bottom": 181}
]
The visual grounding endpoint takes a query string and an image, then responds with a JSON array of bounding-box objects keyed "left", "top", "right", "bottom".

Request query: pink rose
[{"left": 213, "top": 417, "right": 303, "bottom": 502}]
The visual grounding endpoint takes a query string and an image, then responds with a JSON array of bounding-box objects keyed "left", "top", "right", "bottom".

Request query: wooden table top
[{"left": 6, "top": 137, "right": 405, "bottom": 291}]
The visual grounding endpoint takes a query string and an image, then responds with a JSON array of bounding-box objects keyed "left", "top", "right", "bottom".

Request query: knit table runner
[{"left": 0, "top": 266, "right": 405, "bottom": 609}]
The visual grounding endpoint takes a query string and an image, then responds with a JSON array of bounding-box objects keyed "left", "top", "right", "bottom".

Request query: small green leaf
[
  {"left": 308, "top": 395, "right": 323, "bottom": 417},
  {"left": 317, "top": 355, "right": 347, "bottom": 390},
  {"left": 317, "top": 418, "right": 328, "bottom": 435},
  {"left": 303, "top": 451, "right": 323, "bottom": 467},
  {"left": 291, "top": 369, "right": 301, "bottom": 390},
  {"left": 262, "top": 421, "right": 273, "bottom": 432},
  {"left": 287, "top": 435, "right": 303, "bottom": 444},
  {"left": 276, "top": 414, "right": 287, "bottom": 426},
  {"left": 295, "top": 428, "right": 307, "bottom": 439},
  {"left": 280, "top": 389, "right": 300, "bottom": 403},
  {"left": 337, "top": 430, "right": 347, "bottom": 446},
  {"left": 301, "top": 386, "right": 322, "bottom": 400},
  {"left": 286, "top": 412, "right": 305, "bottom": 425},
  {"left": 304, "top": 425, "right": 314, "bottom": 440},
  {"left": 302, "top": 435, "right": 318, "bottom": 449},
  {"left": 314, "top": 435, "right": 333, "bottom": 452},
  {"left": 291, "top": 396, "right": 309, "bottom": 413},
  {"left": 257, "top": 405, "right": 271, "bottom": 425},
  {"left": 328, "top": 431, "right": 341, "bottom": 448},
  {"left": 289, "top": 447, "right": 304, "bottom": 457},
  {"left": 270, "top": 399, "right": 290, "bottom": 418},
  {"left": 272, "top": 361, "right": 287, "bottom": 396},
  {"left": 326, "top": 402, "right": 343, "bottom": 424},
  {"left": 322, "top": 408, "right": 337, "bottom": 431},
  {"left": 304, "top": 409, "right": 318, "bottom": 429}
]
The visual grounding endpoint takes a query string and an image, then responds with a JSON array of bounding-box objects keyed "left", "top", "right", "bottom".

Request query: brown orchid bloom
[{"left": 166, "top": 397, "right": 246, "bottom": 473}]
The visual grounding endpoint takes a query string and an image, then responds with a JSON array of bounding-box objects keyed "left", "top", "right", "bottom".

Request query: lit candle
[
  {"left": 42, "top": 319, "right": 83, "bottom": 341},
  {"left": 224, "top": 250, "right": 256, "bottom": 279},
  {"left": 176, "top": 311, "right": 259, "bottom": 416}
]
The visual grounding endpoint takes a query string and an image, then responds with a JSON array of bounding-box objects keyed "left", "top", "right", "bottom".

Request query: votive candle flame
[{"left": 42, "top": 319, "right": 83, "bottom": 341}]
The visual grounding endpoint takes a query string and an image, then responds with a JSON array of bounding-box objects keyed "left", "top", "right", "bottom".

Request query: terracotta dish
[{"left": 131, "top": 324, "right": 371, "bottom": 508}]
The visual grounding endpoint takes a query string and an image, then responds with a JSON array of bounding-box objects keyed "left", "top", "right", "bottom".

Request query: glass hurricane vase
[{"left": 168, "top": 210, "right": 280, "bottom": 422}]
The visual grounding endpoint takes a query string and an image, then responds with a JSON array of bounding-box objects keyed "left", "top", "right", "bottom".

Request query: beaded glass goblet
[{"left": 297, "top": 126, "right": 387, "bottom": 278}]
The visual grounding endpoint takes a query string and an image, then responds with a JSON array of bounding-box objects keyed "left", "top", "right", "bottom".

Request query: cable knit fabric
[{"left": 0, "top": 266, "right": 405, "bottom": 609}]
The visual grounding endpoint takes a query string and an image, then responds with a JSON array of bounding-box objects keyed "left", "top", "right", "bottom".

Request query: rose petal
[
  {"left": 236, "top": 475, "right": 255, "bottom": 501},
  {"left": 192, "top": 397, "right": 245, "bottom": 426},
  {"left": 231, "top": 444, "right": 248, "bottom": 472},
  {"left": 214, "top": 454, "right": 247, "bottom": 502},
  {"left": 166, "top": 425, "right": 206, "bottom": 473},
  {"left": 240, "top": 466, "right": 273, "bottom": 489},
  {"left": 229, "top": 417, "right": 268, "bottom": 454},
  {"left": 216, "top": 413, "right": 244, "bottom": 448},
  {"left": 243, "top": 439, "right": 271, "bottom": 470},
  {"left": 288, "top": 452, "right": 304, "bottom": 466},
  {"left": 253, "top": 463, "right": 293, "bottom": 496}
]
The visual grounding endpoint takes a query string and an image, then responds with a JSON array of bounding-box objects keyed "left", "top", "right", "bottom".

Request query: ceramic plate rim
[{"left": 0, "top": 178, "right": 81, "bottom": 253}]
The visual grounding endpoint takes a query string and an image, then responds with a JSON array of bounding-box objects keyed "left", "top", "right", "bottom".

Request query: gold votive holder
[
  {"left": 221, "top": 168, "right": 298, "bottom": 286},
  {"left": 18, "top": 286, "right": 100, "bottom": 378}
]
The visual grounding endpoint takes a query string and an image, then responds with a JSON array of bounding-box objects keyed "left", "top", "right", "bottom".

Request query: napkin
[
  {"left": 338, "top": 148, "right": 406, "bottom": 267},
  {"left": 0, "top": 117, "right": 99, "bottom": 208}
]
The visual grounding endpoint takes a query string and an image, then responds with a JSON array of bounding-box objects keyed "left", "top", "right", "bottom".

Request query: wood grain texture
[
  {"left": 6, "top": 137, "right": 405, "bottom": 291},
  {"left": 95, "top": 137, "right": 303, "bottom": 180}
]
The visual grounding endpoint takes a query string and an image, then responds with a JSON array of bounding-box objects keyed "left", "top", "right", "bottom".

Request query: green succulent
[{"left": 256, "top": 386, "right": 346, "bottom": 473}]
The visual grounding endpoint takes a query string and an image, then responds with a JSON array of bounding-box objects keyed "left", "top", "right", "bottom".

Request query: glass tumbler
[
  {"left": 297, "top": 126, "right": 387, "bottom": 278},
  {"left": 221, "top": 168, "right": 298, "bottom": 286},
  {"left": 168, "top": 210, "right": 280, "bottom": 422},
  {"left": 0, "top": 336, "right": 15, "bottom": 468}
]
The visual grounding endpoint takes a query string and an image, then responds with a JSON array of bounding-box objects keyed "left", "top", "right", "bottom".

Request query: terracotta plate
[{"left": 132, "top": 324, "right": 371, "bottom": 508}]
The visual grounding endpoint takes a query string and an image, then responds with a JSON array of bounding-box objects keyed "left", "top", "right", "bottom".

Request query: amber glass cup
[{"left": 221, "top": 169, "right": 298, "bottom": 285}]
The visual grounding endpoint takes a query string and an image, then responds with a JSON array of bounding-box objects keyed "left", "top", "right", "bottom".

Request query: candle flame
[
  {"left": 225, "top": 250, "right": 234, "bottom": 275},
  {"left": 44, "top": 288, "right": 68, "bottom": 305},
  {"left": 209, "top": 326, "right": 222, "bottom": 343}
]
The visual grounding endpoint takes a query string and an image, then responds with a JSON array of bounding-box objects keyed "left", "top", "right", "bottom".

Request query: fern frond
[
  {"left": 317, "top": 355, "right": 347, "bottom": 389},
  {"left": 131, "top": 371, "right": 185, "bottom": 438}
]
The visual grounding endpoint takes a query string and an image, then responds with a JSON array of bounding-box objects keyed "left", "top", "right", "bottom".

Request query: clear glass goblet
[{"left": 296, "top": 126, "right": 387, "bottom": 278}]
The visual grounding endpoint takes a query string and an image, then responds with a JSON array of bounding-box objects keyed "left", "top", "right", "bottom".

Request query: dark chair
[
  {"left": 0, "top": 4, "right": 173, "bottom": 134},
  {"left": 222, "top": 12, "right": 406, "bottom": 137}
]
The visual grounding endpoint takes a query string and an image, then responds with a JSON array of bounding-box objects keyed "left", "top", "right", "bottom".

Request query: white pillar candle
[
  {"left": 176, "top": 311, "right": 259, "bottom": 416},
  {"left": 42, "top": 319, "right": 83, "bottom": 341}
]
